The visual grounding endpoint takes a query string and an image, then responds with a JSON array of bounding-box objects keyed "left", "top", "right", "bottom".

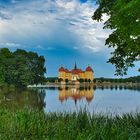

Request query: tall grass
[{"left": 0, "top": 109, "right": 139, "bottom": 140}]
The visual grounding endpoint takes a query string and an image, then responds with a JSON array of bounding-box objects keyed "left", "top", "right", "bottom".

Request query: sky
[{"left": 0, "top": 0, "right": 139, "bottom": 78}]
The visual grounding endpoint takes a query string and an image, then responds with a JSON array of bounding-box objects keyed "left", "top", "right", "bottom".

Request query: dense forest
[{"left": 0, "top": 48, "right": 46, "bottom": 87}]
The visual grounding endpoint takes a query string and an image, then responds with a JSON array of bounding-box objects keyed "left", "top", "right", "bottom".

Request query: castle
[{"left": 58, "top": 63, "right": 94, "bottom": 83}]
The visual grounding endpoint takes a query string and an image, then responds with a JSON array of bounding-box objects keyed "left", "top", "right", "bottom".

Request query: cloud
[
  {"left": 0, "top": 0, "right": 111, "bottom": 53},
  {"left": 0, "top": 42, "right": 24, "bottom": 48},
  {"left": 35, "top": 45, "right": 55, "bottom": 51},
  {"left": 0, "top": 11, "right": 12, "bottom": 20}
]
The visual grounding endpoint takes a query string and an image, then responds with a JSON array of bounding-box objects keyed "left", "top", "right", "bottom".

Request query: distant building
[{"left": 58, "top": 63, "right": 94, "bottom": 83}]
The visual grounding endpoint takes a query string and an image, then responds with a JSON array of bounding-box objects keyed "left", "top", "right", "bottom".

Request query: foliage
[
  {"left": 93, "top": 79, "right": 96, "bottom": 83},
  {"left": 0, "top": 109, "right": 140, "bottom": 139},
  {"left": 65, "top": 79, "right": 69, "bottom": 83},
  {"left": 93, "top": 0, "right": 140, "bottom": 75},
  {"left": 96, "top": 75, "right": 140, "bottom": 83},
  {"left": 85, "top": 78, "right": 88, "bottom": 82},
  {"left": 88, "top": 79, "right": 91, "bottom": 83},
  {"left": 46, "top": 77, "right": 58, "bottom": 83},
  {"left": 78, "top": 78, "right": 84, "bottom": 83},
  {"left": 0, "top": 48, "right": 46, "bottom": 87},
  {"left": 58, "top": 78, "right": 63, "bottom": 83}
]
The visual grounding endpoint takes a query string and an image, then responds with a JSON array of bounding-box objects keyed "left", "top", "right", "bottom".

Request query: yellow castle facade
[{"left": 58, "top": 64, "right": 94, "bottom": 82}]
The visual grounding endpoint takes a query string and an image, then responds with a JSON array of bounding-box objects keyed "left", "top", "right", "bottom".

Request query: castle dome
[
  {"left": 59, "top": 67, "right": 65, "bottom": 72},
  {"left": 86, "top": 66, "right": 93, "bottom": 72}
]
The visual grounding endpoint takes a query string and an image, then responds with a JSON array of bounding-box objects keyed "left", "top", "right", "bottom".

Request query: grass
[{"left": 0, "top": 109, "right": 140, "bottom": 140}]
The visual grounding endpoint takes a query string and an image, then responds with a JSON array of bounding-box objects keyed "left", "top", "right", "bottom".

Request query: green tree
[
  {"left": 93, "top": 0, "right": 140, "bottom": 75},
  {"left": 0, "top": 48, "right": 13, "bottom": 85},
  {"left": 0, "top": 48, "right": 46, "bottom": 87},
  {"left": 65, "top": 79, "right": 69, "bottom": 83},
  {"left": 13, "top": 49, "right": 46, "bottom": 86},
  {"left": 85, "top": 78, "right": 88, "bottom": 82},
  {"left": 93, "top": 79, "right": 96, "bottom": 83},
  {"left": 58, "top": 78, "right": 63, "bottom": 83},
  {"left": 88, "top": 79, "right": 91, "bottom": 83},
  {"left": 99, "top": 77, "right": 105, "bottom": 83},
  {"left": 78, "top": 78, "right": 84, "bottom": 83},
  {"left": 0, "top": 67, "right": 5, "bottom": 84}
]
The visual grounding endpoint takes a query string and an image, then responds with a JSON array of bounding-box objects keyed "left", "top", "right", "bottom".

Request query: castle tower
[
  {"left": 58, "top": 66, "right": 66, "bottom": 80},
  {"left": 74, "top": 62, "right": 77, "bottom": 70},
  {"left": 85, "top": 65, "right": 94, "bottom": 81}
]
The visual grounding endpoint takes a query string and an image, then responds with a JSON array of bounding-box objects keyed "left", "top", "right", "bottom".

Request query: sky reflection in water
[
  {"left": 0, "top": 86, "right": 140, "bottom": 115},
  {"left": 43, "top": 86, "right": 140, "bottom": 115}
]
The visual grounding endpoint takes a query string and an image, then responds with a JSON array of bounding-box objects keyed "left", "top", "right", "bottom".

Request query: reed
[{"left": 0, "top": 109, "right": 139, "bottom": 140}]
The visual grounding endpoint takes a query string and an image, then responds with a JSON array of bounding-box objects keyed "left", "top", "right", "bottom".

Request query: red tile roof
[
  {"left": 85, "top": 66, "right": 93, "bottom": 72},
  {"left": 59, "top": 67, "right": 65, "bottom": 72},
  {"left": 59, "top": 65, "right": 93, "bottom": 73},
  {"left": 71, "top": 69, "right": 83, "bottom": 74},
  {"left": 65, "top": 69, "right": 70, "bottom": 72}
]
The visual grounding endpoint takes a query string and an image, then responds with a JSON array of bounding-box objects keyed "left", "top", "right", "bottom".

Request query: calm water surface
[{"left": 0, "top": 86, "right": 140, "bottom": 115}]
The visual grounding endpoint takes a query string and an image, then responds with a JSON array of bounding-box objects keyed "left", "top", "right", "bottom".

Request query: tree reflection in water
[{"left": 0, "top": 88, "right": 46, "bottom": 111}]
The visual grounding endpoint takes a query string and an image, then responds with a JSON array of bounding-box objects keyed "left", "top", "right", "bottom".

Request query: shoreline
[{"left": 28, "top": 82, "right": 140, "bottom": 89}]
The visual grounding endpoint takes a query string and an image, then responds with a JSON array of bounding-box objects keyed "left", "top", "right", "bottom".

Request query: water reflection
[
  {"left": 0, "top": 86, "right": 140, "bottom": 115},
  {"left": 58, "top": 86, "right": 94, "bottom": 104},
  {"left": 44, "top": 86, "right": 140, "bottom": 115},
  {"left": 0, "top": 88, "right": 46, "bottom": 111}
]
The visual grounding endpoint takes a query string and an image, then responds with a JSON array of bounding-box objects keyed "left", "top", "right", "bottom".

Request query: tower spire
[{"left": 74, "top": 62, "right": 77, "bottom": 70}]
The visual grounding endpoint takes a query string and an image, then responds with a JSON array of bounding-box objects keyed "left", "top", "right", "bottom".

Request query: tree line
[
  {"left": 46, "top": 77, "right": 92, "bottom": 83},
  {"left": 96, "top": 76, "right": 140, "bottom": 83},
  {"left": 0, "top": 48, "right": 46, "bottom": 88},
  {"left": 46, "top": 76, "right": 140, "bottom": 83}
]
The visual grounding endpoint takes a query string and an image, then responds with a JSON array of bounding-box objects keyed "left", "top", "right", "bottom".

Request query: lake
[{"left": 0, "top": 86, "right": 140, "bottom": 115}]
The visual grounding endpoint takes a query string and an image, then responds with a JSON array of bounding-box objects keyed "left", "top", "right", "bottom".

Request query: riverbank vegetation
[
  {"left": 0, "top": 109, "right": 139, "bottom": 139},
  {"left": 46, "top": 76, "right": 140, "bottom": 84},
  {"left": 96, "top": 76, "right": 140, "bottom": 83},
  {"left": 0, "top": 48, "right": 46, "bottom": 88}
]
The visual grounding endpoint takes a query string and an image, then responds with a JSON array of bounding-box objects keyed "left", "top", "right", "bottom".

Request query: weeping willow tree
[{"left": 93, "top": 0, "right": 140, "bottom": 75}]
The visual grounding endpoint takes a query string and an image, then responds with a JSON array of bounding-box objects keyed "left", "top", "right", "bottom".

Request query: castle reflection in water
[{"left": 58, "top": 86, "right": 94, "bottom": 104}]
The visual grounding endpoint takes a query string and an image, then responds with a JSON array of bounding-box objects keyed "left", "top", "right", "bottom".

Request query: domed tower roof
[
  {"left": 86, "top": 66, "right": 93, "bottom": 72},
  {"left": 59, "top": 67, "right": 65, "bottom": 72}
]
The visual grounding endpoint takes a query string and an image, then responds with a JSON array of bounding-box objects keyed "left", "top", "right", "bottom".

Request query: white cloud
[
  {"left": 0, "top": 0, "right": 111, "bottom": 52},
  {"left": 36, "top": 45, "right": 55, "bottom": 51},
  {"left": 73, "top": 46, "right": 79, "bottom": 50},
  {"left": 0, "top": 42, "right": 24, "bottom": 48}
]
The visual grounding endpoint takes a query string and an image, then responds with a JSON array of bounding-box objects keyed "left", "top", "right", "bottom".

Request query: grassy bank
[{"left": 0, "top": 109, "right": 140, "bottom": 140}]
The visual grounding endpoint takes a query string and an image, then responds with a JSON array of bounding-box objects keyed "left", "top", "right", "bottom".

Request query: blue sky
[{"left": 0, "top": 0, "right": 139, "bottom": 78}]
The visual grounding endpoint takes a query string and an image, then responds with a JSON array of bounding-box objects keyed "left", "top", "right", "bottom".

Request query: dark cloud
[
  {"left": 0, "top": 11, "right": 12, "bottom": 20},
  {"left": 48, "top": 9, "right": 57, "bottom": 14}
]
